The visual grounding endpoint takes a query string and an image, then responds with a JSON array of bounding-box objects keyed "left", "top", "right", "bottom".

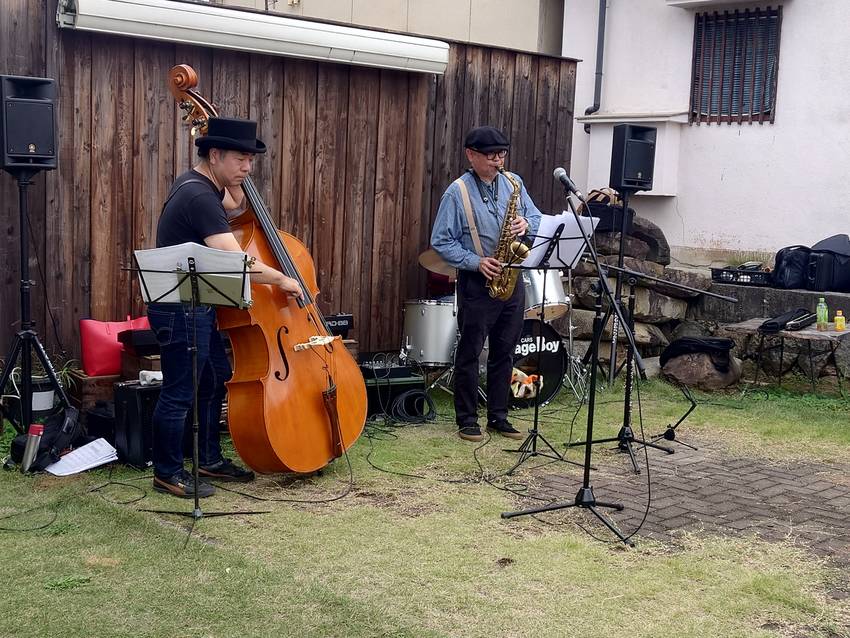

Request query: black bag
[
  {"left": 660, "top": 337, "right": 735, "bottom": 373},
  {"left": 10, "top": 407, "right": 85, "bottom": 471},
  {"left": 806, "top": 235, "right": 850, "bottom": 292},
  {"left": 772, "top": 245, "right": 810, "bottom": 289}
]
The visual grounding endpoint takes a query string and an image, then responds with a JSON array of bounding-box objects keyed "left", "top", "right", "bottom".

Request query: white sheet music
[
  {"left": 45, "top": 438, "right": 118, "bottom": 476},
  {"left": 134, "top": 242, "right": 252, "bottom": 308},
  {"left": 525, "top": 213, "right": 599, "bottom": 269}
]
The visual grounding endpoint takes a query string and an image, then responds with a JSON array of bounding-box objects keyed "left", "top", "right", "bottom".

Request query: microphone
[{"left": 553, "top": 167, "right": 582, "bottom": 198}]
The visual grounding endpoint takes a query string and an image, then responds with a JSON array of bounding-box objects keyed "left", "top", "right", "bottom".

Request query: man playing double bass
[{"left": 148, "top": 117, "right": 302, "bottom": 499}]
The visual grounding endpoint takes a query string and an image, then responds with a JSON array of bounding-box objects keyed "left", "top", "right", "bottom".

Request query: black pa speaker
[
  {"left": 609, "top": 124, "right": 656, "bottom": 193},
  {"left": 0, "top": 75, "right": 57, "bottom": 172},
  {"left": 113, "top": 381, "right": 159, "bottom": 469}
]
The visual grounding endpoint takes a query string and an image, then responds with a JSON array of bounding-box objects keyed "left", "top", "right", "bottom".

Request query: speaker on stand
[{"left": 0, "top": 75, "right": 74, "bottom": 440}]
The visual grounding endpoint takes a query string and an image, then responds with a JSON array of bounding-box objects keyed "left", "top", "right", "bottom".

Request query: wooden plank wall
[{"left": 0, "top": 1, "right": 577, "bottom": 358}]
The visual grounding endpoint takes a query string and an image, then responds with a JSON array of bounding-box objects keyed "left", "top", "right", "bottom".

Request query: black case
[
  {"left": 807, "top": 251, "right": 850, "bottom": 292},
  {"left": 113, "top": 381, "right": 159, "bottom": 469}
]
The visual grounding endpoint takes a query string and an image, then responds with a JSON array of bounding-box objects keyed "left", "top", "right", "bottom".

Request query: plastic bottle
[
  {"left": 816, "top": 297, "right": 829, "bottom": 331},
  {"left": 835, "top": 310, "right": 845, "bottom": 332},
  {"left": 20, "top": 423, "right": 44, "bottom": 473}
]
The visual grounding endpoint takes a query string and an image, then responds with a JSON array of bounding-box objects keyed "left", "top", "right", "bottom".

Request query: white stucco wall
[{"left": 563, "top": 0, "right": 850, "bottom": 255}]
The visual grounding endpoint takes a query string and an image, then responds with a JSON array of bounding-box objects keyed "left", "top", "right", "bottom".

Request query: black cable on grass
[{"left": 0, "top": 504, "right": 58, "bottom": 532}]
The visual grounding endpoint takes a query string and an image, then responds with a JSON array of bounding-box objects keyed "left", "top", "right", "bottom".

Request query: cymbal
[{"left": 418, "top": 248, "right": 457, "bottom": 279}]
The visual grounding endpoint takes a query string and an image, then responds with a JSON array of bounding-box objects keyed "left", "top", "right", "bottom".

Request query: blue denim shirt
[{"left": 430, "top": 170, "right": 542, "bottom": 272}]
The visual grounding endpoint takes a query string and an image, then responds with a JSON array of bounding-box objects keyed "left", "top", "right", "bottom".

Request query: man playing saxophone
[{"left": 430, "top": 126, "right": 542, "bottom": 442}]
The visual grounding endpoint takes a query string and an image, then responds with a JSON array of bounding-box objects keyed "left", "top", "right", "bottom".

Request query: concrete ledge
[{"left": 696, "top": 283, "right": 850, "bottom": 324}]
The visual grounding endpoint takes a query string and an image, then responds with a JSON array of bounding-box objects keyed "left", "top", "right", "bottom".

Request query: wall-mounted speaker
[
  {"left": 0, "top": 75, "right": 57, "bottom": 172},
  {"left": 609, "top": 124, "right": 656, "bottom": 193}
]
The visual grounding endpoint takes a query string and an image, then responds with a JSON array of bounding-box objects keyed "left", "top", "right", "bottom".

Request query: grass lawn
[{"left": 0, "top": 379, "right": 848, "bottom": 638}]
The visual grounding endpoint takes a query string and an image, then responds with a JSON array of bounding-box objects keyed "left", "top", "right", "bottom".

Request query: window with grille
[{"left": 689, "top": 7, "right": 782, "bottom": 125}]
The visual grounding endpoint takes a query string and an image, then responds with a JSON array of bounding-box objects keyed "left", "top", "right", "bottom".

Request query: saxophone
[{"left": 487, "top": 168, "right": 530, "bottom": 300}]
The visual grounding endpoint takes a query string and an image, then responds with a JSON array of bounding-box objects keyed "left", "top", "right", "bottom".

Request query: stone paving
[{"left": 523, "top": 432, "right": 850, "bottom": 562}]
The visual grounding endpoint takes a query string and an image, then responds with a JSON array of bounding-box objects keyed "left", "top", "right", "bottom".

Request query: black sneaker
[
  {"left": 198, "top": 458, "right": 255, "bottom": 483},
  {"left": 487, "top": 420, "right": 524, "bottom": 440},
  {"left": 458, "top": 425, "right": 485, "bottom": 442},
  {"left": 153, "top": 470, "right": 216, "bottom": 499}
]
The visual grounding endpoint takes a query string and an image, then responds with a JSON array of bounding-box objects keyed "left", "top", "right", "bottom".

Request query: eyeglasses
[{"left": 476, "top": 149, "right": 508, "bottom": 160}]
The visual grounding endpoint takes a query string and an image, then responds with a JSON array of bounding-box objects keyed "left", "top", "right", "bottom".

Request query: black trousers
[{"left": 453, "top": 271, "right": 525, "bottom": 428}]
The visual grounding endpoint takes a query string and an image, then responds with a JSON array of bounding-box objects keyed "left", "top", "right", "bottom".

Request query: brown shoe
[
  {"left": 153, "top": 471, "right": 216, "bottom": 499},
  {"left": 458, "top": 426, "right": 485, "bottom": 442},
  {"left": 487, "top": 420, "right": 524, "bottom": 440}
]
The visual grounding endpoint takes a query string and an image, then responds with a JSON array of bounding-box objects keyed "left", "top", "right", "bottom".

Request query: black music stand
[
  {"left": 501, "top": 223, "right": 582, "bottom": 475},
  {"left": 132, "top": 246, "right": 269, "bottom": 524}
]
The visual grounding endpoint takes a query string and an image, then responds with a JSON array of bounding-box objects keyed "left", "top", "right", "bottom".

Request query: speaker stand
[{"left": 0, "top": 169, "right": 73, "bottom": 434}]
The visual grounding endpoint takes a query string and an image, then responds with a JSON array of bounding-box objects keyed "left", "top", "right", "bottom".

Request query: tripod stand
[
  {"left": 0, "top": 168, "right": 75, "bottom": 435},
  {"left": 133, "top": 249, "right": 268, "bottom": 523},
  {"left": 567, "top": 276, "right": 673, "bottom": 474}
]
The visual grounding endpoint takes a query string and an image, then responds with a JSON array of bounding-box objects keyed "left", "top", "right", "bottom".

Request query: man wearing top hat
[
  {"left": 148, "top": 117, "right": 302, "bottom": 498},
  {"left": 430, "top": 126, "right": 542, "bottom": 442}
]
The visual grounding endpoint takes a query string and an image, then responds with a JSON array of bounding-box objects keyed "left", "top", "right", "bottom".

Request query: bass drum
[{"left": 479, "top": 320, "right": 566, "bottom": 409}]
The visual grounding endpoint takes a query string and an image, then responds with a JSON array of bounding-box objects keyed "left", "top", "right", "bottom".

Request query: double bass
[{"left": 168, "top": 65, "right": 367, "bottom": 474}]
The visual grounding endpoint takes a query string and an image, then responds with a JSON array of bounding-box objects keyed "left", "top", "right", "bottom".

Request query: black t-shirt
[{"left": 156, "top": 169, "right": 231, "bottom": 248}]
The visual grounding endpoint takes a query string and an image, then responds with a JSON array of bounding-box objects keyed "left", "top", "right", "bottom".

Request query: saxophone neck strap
[{"left": 453, "top": 176, "right": 485, "bottom": 258}]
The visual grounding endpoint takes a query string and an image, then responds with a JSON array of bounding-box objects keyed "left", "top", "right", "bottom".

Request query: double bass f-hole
[{"left": 275, "top": 326, "right": 290, "bottom": 381}]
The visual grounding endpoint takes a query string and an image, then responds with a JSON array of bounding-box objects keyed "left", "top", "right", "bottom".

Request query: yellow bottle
[{"left": 835, "top": 310, "right": 845, "bottom": 332}]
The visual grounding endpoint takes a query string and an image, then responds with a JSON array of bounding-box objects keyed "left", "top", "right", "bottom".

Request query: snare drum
[
  {"left": 522, "top": 268, "right": 570, "bottom": 322},
  {"left": 401, "top": 299, "right": 457, "bottom": 367}
]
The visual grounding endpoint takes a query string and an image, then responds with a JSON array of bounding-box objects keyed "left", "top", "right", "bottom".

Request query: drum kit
[{"left": 400, "top": 249, "right": 587, "bottom": 408}]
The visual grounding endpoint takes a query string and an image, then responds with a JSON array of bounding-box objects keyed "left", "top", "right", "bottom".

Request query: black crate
[{"left": 710, "top": 268, "right": 772, "bottom": 287}]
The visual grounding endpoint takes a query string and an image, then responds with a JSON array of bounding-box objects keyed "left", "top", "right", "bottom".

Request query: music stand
[
  {"left": 132, "top": 243, "right": 269, "bottom": 523},
  {"left": 501, "top": 221, "right": 587, "bottom": 475}
]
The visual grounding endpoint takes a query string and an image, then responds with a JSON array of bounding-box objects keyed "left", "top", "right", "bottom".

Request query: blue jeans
[{"left": 147, "top": 303, "right": 232, "bottom": 478}]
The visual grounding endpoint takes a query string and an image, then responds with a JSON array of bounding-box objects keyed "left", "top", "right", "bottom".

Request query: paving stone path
[{"left": 524, "top": 433, "right": 850, "bottom": 563}]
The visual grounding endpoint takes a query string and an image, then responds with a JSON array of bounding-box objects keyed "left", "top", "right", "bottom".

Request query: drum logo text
[{"left": 515, "top": 335, "right": 561, "bottom": 357}]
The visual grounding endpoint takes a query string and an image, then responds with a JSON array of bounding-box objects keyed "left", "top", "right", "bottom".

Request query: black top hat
[
  {"left": 195, "top": 117, "right": 267, "bottom": 154},
  {"left": 464, "top": 126, "right": 510, "bottom": 153}
]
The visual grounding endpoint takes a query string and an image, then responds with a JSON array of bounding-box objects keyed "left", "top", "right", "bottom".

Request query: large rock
[
  {"left": 662, "top": 353, "right": 743, "bottom": 390},
  {"left": 652, "top": 267, "right": 713, "bottom": 299},
  {"left": 572, "top": 277, "right": 688, "bottom": 324},
  {"left": 671, "top": 320, "right": 715, "bottom": 341},
  {"left": 594, "top": 233, "right": 650, "bottom": 260},
  {"left": 551, "top": 308, "right": 669, "bottom": 347},
  {"left": 631, "top": 215, "right": 671, "bottom": 265}
]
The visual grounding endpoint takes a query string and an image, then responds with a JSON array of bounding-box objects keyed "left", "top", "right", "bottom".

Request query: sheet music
[
  {"left": 45, "top": 438, "right": 118, "bottom": 476},
  {"left": 134, "top": 242, "right": 252, "bottom": 308},
  {"left": 525, "top": 213, "right": 599, "bottom": 269}
]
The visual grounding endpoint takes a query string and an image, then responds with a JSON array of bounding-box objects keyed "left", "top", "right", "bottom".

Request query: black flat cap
[{"left": 464, "top": 126, "right": 510, "bottom": 153}]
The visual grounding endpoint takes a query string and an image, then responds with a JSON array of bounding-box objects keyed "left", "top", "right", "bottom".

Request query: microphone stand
[{"left": 501, "top": 182, "right": 644, "bottom": 545}]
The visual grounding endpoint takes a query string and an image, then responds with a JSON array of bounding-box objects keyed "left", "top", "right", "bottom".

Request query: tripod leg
[
  {"left": 30, "top": 335, "right": 72, "bottom": 407},
  {"left": 588, "top": 506, "right": 633, "bottom": 546},
  {"left": 0, "top": 334, "right": 25, "bottom": 432}
]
